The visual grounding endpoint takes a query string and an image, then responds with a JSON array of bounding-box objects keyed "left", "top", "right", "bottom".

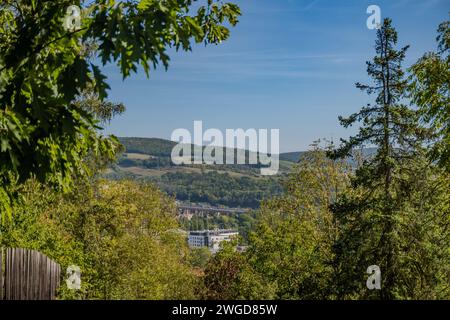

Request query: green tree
[
  {"left": 56, "top": 179, "right": 197, "bottom": 299},
  {"left": 202, "top": 142, "right": 350, "bottom": 299},
  {"left": 245, "top": 142, "right": 350, "bottom": 299},
  {"left": 202, "top": 240, "right": 274, "bottom": 300},
  {"left": 329, "top": 19, "right": 449, "bottom": 299},
  {"left": 0, "top": 0, "right": 240, "bottom": 217},
  {"left": 331, "top": 153, "right": 449, "bottom": 299},
  {"left": 189, "top": 246, "right": 212, "bottom": 269},
  {"left": 410, "top": 18, "right": 449, "bottom": 171}
]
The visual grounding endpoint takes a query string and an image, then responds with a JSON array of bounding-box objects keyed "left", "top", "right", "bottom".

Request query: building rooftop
[{"left": 189, "top": 229, "right": 239, "bottom": 236}]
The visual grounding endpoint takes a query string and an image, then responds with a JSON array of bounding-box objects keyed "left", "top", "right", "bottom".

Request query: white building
[{"left": 188, "top": 229, "right": 239, "bottom": 253}]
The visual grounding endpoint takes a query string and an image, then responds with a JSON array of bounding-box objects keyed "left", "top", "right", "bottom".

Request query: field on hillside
[{"left": 104, "top": 137, "right": 300, "bottom": 209}]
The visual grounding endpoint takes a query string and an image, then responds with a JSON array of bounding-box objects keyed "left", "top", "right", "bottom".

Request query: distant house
[{"left": 188, "top": 229, "right": 239, "bottom": 253}]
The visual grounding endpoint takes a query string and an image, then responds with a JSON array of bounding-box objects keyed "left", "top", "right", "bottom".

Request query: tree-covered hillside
[
  {"left": 108, "top": 137, "right": 292, "bottom": 209},
  {"left": 119, "top": 137, "right": 178, "bottom": 157}
]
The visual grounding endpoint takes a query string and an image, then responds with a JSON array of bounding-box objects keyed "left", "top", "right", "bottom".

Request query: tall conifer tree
[{"left": 329, "top": 19, "right": 444, "bottom": 299}]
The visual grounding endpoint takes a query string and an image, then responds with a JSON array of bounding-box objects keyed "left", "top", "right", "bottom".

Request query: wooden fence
[{"left": 0, "top": 248, "right": 61, "bottom": 300}]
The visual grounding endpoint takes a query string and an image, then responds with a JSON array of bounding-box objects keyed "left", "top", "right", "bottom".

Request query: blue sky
[{"left": 103, "top": 0, "right": 449, "bottom": 152}]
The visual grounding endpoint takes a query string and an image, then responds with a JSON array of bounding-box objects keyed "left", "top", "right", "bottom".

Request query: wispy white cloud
[
  {"left": 287, "top": 0, "right": 320, "bottom": 11},
  {"left": 153, "top": 50, "right": 360, "bottom": 82}
]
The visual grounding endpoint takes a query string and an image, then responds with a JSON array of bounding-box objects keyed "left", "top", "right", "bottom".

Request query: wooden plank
[
  {"left": 0, "top": 248, "right": 3, "bottom": 300},
  {"left": 45, "top": 256, "right": 50, "bottom": 300},
  {"left": 9, "top": 249, "right": 17, "bottom": 300},
  {"left": 20, "top": 249, "right": 24, "bottom": 300},
  {"left": 56, "top": 263, "right": 61, "bottom": 298},
  {"left": 25, "top": 249, "right": 30, "bottom": 300},
  {"left": 5, "top": 248, "right": 9, "bottom": 300}
]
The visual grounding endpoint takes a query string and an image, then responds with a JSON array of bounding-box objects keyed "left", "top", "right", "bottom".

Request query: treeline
[
  {"left": 119, "top": 155, "right": 173, "bottom": 168},
  {"left": 119, "top": 137, "right": 177, "bottom": 157},
  {"left": 202, "top": 143, "right": 449, "bottom": 299},
  {"left": 155, "top": 171, "right": 283, "bottom": 209},
  {"left": 118, "top": 154, "right": 271, "bottom": 172},
  {"left": 109, "top": 160, "right": 285, "bottom": 209},
  {"left": 119, "top": 138, "right": 292, "bottom": 169}
]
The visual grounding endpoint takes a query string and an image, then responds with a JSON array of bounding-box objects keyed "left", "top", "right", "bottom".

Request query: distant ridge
[
  {"left": 118, "top": 137, "right": 305, "bottom": 163},
  {"left": 118, "top": 137, "right": 177, "bottom": 157},
  {"left": 279, "top": 152, "right": 305, "bottom": 162},
  {"left": 118, "top": 137, "right": 379, "bottom": 164}
]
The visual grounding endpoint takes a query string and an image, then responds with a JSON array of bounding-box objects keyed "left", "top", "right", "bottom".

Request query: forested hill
[
  {"left": 279, "top": 151, "right": 304, "bottom": 162},
  {"left": 118, "top": 137, "right": 375, "bottom": 163},
  {"left": 108, "top": 137, "right": 301, "bottom": 209},
  {"left": 118, "top": 137, "right": 178, "bottom": 157},
  {"left": 118, "top": 137, "right": 304, "bottom": 163},
  {"left": 111, "top": 137, "right": 376, "bottom": 209}
]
